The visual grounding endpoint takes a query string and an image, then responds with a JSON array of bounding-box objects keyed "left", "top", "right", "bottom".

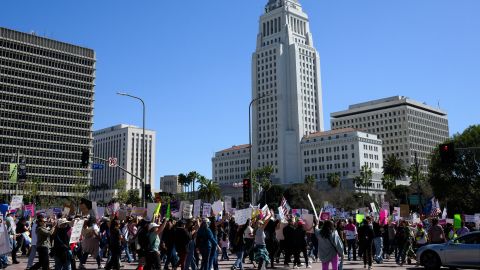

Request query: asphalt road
[{"left": 4, "top": 253, "right": 434, "bottom": 270}]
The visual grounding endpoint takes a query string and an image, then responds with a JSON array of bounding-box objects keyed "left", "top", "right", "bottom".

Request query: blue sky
[{"left": 2, "top": 0, "right": 479, "bottom": 188}]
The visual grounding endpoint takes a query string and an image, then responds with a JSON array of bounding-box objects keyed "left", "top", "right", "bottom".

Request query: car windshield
[{"left": 454, "top": 233, "right": 480, "bottom": 244}]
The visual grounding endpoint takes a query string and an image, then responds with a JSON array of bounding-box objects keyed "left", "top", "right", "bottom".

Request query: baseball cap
[{"left": 148, "top": 223, "right": 160, "bottom": 231}]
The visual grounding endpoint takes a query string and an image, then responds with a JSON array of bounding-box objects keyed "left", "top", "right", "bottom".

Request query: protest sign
[
  {"left": 301, "top": 214, "right": 314, "bottom": 233},
  {"left": 292, "top": 209, "right": 301, "bottom": 217},
  {"left": 63, "top": 207, "right": 70, "bottom": 217},
  {"left": 0, "top": 204, "right": 8, "bottom": 217},
  {"left": 131, "top": 207, "right": 147, "bottom": 217},
  {"left": 0, "top": 216, "right": 12, "bottom": 256},
  {"left": 212, "top": 200, "right": 224, "bottom": 216},
  {"left": 24, "top": 204, "right": 35, "bottom": 217},
  {"left": 224, "top": 196, "right": 232, "bottom": 214},
  {"left": 370, "top": 203, "right": 377, "bottom": 213},
  {"left": 475, "top": 214, "right": 480, "bottom": 223},
  {"left": 379, "top": 210, "right": 388, "bottom": 225},
  {"left": 235, "top": 208, "right": 253, "bottom": 225},
  {"left": 118, "top": 209, "right": 127, "bottom": 221},
  {"left": 193, "top": 200, "right": 202, "bottom": 218},
  {"left": 446, "top": 218, "right": 454, "bottom": 225},
  {"left": 202, "top": 203, "right": 212, "bottom": 217},
  {"left": 69, "top": 219, "right": 85, "bottom": 244},
  {"left": 454, "top": 214, "right": 461, "bottom": 229},
  {"left": 91, "top": 202, "right": 98, "bottom": 217},
  {"left": 183, "top": 203, "right": 193, "bottom": 219},
  {"left": 356, "top": 214, "right": 365, "bottom": 224},
  {"left": 393, "top": 207, "right": 401, "bottom": 221},
  {"left": 320, "top": 212, "right": 330, "bottom": 221},
  {"left": 464, "top": 215, "right": 475, "bottom": 223},
  {"left": 301, "top": 209, "right": 309, "bottom": 215},
  {"left": 10, "top": 196, "right": 23, "bottom": 210},
  {"left": 147, "top": 203, "right": 158, "bottom": 219}
]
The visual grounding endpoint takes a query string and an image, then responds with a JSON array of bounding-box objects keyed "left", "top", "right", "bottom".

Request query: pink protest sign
[
  {"left": 379, "top": 209, "right": 388, "bottom": 225},
  {"left": 24, "top": 204, "right": 35, "bottom": 217},
  {"left": 320, "top": 212, "right": 331, "bottom": 221}
]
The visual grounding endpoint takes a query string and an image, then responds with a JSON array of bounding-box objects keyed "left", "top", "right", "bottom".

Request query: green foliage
[
  {"left": 381, "top": 174, "right": 396, "bottom": 191},
  {"left": 197, "top": 176, "right": 221, "bottom": 202},
  {"left": 383, "top": 154, "right": 406, "bottom": 180},
  {"left": 327, "top": 173, "right": 340, "bottom": 189},
  {"left": 428, "top": 125, "right": 480, "bottom": 214},
  {"left": 304, "top": 175, "right": 316, "bottom": 186},
  {"left": 257, "top": 184, "right": 285, "bottom": 209},
  {"left": 354, "top": 165, "right": 373, "bottom": 193}
]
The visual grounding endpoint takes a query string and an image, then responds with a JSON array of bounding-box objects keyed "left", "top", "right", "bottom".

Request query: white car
[{"left": 417, "top": 231, "right": 480, "bottom": 269}]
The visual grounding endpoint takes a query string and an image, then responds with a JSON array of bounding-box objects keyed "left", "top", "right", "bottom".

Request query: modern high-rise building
[
  {"left": 0, "top": 27, "right": 95, "bottom": 197},
  {"left": 331, "top": 96, "right": 449, "bottom": 173},
  {"left": 252, "top": 0, "right": 324, "bottom": 184},
  {"left": 91, "top": 124, "right": 156, "bottom": 195}
]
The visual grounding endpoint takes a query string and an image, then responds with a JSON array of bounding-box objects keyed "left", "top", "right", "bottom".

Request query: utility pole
[{"left": 414, "top": 152, "right": 422, "bottom": 214}]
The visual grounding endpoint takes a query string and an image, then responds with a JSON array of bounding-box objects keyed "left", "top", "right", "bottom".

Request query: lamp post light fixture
[
  {"left": 117, "top": 92, "right": 147, "bottom": 208},
  {"left": 248, "top": 93, "right": 272, "bottom": 205}
]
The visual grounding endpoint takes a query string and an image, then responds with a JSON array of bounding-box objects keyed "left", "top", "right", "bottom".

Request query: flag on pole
[
  {"left": 430, "top": 197, "right": 441, "bottom": 217},
  {"left": 442, "top": 207, "right": 447, "bottom": 219},
  {"left": 280, "top": 197, "right": 290, "bottom": 217}
]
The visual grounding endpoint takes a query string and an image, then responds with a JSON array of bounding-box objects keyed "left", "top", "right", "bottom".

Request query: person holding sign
[
  {"left": 253, "top": 211, "right": 272, "bottom": 270},
  {"left": 30, "top": 214, "right": 54, "bottom": 270}
]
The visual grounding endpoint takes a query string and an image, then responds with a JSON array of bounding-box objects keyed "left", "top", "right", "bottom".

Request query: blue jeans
[
  {"left": 200, "top": 248, "right": 211, "bottom": 270},
  {"left": 373, "top": 237, "right": 383, "bottom": 263},
  {"left": 209, "top": 247, "right": 219, "bottom": 270},
  {"left": 28, "top": 245, "right": 37, "bottom": 267},
  {"left": 234, "top": 250, "right": 244, "bottom": 270},
  {"left": 164, "top": 247, "right": 178, "bottom": 270},
  {"left": 54, "top": 255, "right": 72, "bottom": 270},
  {"left": 122, "top": 242, "right": 133, "bottom": 262},
  {"left": 185, "top": 240, "right": 197, "bottom": 270}
]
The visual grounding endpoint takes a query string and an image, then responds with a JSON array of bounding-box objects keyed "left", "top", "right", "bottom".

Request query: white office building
[
  {"left": 251, "top": 0, "right": 325, "bottom": 184},
  {"left": 91, "top": 124, "right": 156, "bottom": 199},
  {"left": 160, "top": 175, "right": 183, "bottom": 195},
  {"left": 331, "top": 96, "right": 449, "bottom": 173},
  {"left": 300, "top": 128, "right": 385, "bottom": 201},
  {"left": 212, "top": 144, "right": 251, "bottom": 201}
]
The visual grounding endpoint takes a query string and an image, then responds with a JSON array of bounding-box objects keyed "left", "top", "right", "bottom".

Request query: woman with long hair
[{"left": 317, "top": 220, "right": 344, "bottom": 270}]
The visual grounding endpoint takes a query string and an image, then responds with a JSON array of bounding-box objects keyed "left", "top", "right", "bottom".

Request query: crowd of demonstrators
[{"left": 1, "top": 203, "right": 479, "bottom": 270}]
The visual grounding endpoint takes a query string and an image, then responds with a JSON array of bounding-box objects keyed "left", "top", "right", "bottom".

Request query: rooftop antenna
[{"left": 437, "top": 100, "right": 441, "bottom": 109}]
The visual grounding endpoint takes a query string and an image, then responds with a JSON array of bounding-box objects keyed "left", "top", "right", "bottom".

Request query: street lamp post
[
  {"left": 248, "top": 93, "right": 271, "bottom": 205},
  {"left": 117, "top": 92, "right": 147, "bottom": 208}
]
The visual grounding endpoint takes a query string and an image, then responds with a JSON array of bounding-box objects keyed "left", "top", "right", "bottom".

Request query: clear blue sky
[{"left": 2, "top": 0, "right": 479, "bottom": 189}]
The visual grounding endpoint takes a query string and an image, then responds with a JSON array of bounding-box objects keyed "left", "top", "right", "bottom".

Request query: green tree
[
  {"left": 354, "top": 165, "right": 373, "bottom": 194},
  {"left": 197, "top": 176, "right": 221, "bottom": 202},
  {"left": 114, "top": 179, "right": 129, "bottom": 204},
  {"left": 327, "top": 173, "right": 341, "bottom": 189},
  {"left": 381, "top": 174, "right": 397, "bottom": 192},
  {"left": 428, "top": 125, "right": 480, "bottom": 214},
  {"left": 304, "top": 175, "right": 316, "bottom": 187},
  {"left": 125, "top": 190, "right": 141, "bottom": 205},
  {"left": 178, "top": 173, "right": 189, "bottom": 194},
  {"left": 187, "top": 171, "right": 200, "bottom": 200}
]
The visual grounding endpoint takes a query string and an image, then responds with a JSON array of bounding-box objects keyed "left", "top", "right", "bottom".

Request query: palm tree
[
  {"left": 327, "top": 173, "right": 341, "bottom": 189},
  {"left": 354, "top": 165, "right": 373, "bottom": 194},
  {"left": 304, "top": 175, "right": 316, "bottom": 187},
  {"left": 383, "top": 154, "right": 406, "bottom": 185},
  {"left": 178, "top": 173, "right": 189, "bottom": 194},
  {"left": 197, "top": 176, "right": 221, "bottom": 202},
  {"left": 187, "top": 171, "right": 200, "bottom": 200}
]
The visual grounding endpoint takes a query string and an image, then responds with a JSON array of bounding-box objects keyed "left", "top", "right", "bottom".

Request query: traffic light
[
  {"left": 81, "top": 149, "right": 89, "bottom": 167},
  {"left": 18, "top": 159, "right": 26, "bottom": 183},
  {"left": 145, "top": 184, "right": 152, "bottom": 200},
  {"left": 439, "top": 142, "right": 455, "bottom": 164},
  {"left": 243, "top": 178, "right": 251, "bottom": 203}
]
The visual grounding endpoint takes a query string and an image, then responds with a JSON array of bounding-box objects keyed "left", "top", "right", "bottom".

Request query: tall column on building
[{"left": 252, "top": 0, "right": 324, "bottom": 184}]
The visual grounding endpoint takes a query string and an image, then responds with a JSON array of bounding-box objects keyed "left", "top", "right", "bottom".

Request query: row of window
[{"left": 0, "top": 57, "right": 94, "bottom": 83}]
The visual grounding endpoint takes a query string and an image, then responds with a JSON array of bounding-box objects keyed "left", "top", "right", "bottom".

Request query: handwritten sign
[
  {"left": 10, "top": 196, "right": 23, "bottom": 210},
  {"left": 212, "top": 200, "right": 224, "bottom": 216},
  {"left": 193, "top": 200, "right": 201, "bottom": 218},
  {"left": 235, "top": 208, "right": 253, "bottom": 225},
  {"left": 183, "top": 204, "right": 193, "bottom": 219},
  {"left": 202, "top": 203, "right": 212, "bottom": 217},
  {"left": 224, "top": 196, "right": 232, "bottom": 214},
  {"left": 320, "top": 212, "right": 331, "bottom": 221},
  {"left": 69, "top": 219, "right": 85, "bottom": 244}
]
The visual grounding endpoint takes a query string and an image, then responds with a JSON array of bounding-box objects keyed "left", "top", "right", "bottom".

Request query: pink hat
[{"left": 297, "top": 220, "right": 305, "bottom": 226}]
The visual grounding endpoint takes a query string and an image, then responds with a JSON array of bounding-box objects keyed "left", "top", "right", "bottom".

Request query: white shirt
[{"left": 243, "top": 226, "right": 254, "bottom": 239}]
